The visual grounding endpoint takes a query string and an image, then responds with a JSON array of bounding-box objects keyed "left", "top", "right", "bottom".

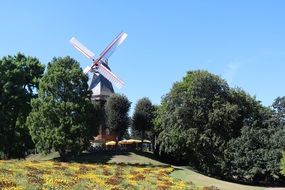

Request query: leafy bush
[{"left": 280, "top": 152, "right": 285, "bottom": 176}]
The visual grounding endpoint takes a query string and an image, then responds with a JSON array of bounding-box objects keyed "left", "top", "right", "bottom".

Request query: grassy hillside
[
  {"left": 3, "top": 151, "right": 282, "bottom": 190},
  {"left": 26, "top": 151, "right": 167, "bottom": 166},
  {"left": 170, "top": 167, "right": 264, "bottom": 190}
]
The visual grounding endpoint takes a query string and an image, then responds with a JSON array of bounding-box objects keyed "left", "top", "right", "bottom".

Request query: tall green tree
[
  {"left": 225, "top": 98, "right": 285, "bottom": 183},
  {"left": 132, "top": 97, "right": 155, "bottom": 149},
  {"left": 27, "top": 57, "right": 98, "bottom": 157},
  {"left": 155, "top": 70, "right": 234, "bottom": 173},
  {"left": 272, "top": 96, "right": 285, "bottom": 126},
  {"left": 105, "top": 94, "right": 131, "bottom": 142},
  {"left": 154, "top": 70, "right": 267, "bottom": 175},
  {"left": 225, "top": 123, "right": 285, "bottom": 183},
  {"left": 0, "top": 53, "right": 44, "bottom": 159},
  {"left": 280, "top": 152, "right": 285, "bottom": 176}
]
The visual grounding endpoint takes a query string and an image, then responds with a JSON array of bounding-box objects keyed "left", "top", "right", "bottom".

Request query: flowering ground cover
[{"left": 0, "top": 160, "right": 199, "bottom": 190}]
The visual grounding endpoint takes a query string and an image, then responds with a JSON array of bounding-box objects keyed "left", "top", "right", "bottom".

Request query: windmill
[
  {"left": 70, "top": 32, "right": 127, "bottom": 102},
  {"left": 70, "top": 32, "right": 128, "bottom": 143}
]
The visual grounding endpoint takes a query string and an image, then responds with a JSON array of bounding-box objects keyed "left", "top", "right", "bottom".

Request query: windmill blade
[
  {"left": 69, "top": 34, "right": 127, "bottom": 89},
  {"left": 97, "top": 64, "right": 124, "bottom": 89},
  {"left": 98, "top": 32, "right": 127, "bottom": 62},
  {"left": 83, "top": 66, "right": 91, "bottom": 74},
  {"left": 70, "top": 37, "right": 95, "bottom": 60}
]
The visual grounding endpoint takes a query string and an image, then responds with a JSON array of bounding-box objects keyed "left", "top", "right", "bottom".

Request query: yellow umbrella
[
  {"left": 142, "top": 140, "right": 151, "bottom": 143},
  {"left": 119, "top": 140, "right": 129, "bottom": 145},
  {"left": 127, "top": 139, "right": 141, "bottom": 144},
  {"left": 105, "top": 141, "right": 116, "bottom": 146}
]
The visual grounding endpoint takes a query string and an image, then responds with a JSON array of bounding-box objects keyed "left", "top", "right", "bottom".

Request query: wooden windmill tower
[
  {"left": 88, "top": 61, "right": 114, "bottom": 103},
  {"left": 70, "top": 32, "right": 127, "bottom": 142}
]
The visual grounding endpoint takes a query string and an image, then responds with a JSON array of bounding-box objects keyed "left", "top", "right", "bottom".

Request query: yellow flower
[
  {"left": 2, "top": 187, "right": 24, "bottom": 190},
  {"left": 128, "top": 179, "right": 137, "bottom": 186},
  {"left": 172, "top": 180, "right": 188, "bottom": 189}
]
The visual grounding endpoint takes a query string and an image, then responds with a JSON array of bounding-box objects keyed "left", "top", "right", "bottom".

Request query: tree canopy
[
  {"left": 27, "top": 56, "right": 98, "bottom": 156},
  {"left": 154, "top": 70, "right": 284, "bottom": 183},
  {"left": 155, "top": 70, "right": 235, "bottom": 173},
  {"left": 132, "top": 97, "right": 155, "bottom": 148},
  {"left": 105, "top": 94, "right": 131, "bottom": 140},
  {"left": 0, "top": 53, "right": 44, "bottom": 159},
  {"left": 273, "top": 96, "right": 285, "bottom": 126}
]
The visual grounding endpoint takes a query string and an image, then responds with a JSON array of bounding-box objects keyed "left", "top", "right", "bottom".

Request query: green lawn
[
  {"left": 170, "top": 167, "right": 264, "bottom": 190},
  {"left": 27, "top": 151, "right": 167, "bottom": 166}
]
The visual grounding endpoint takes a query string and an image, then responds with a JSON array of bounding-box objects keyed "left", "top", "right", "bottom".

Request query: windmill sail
[
  {"left": 69, "top": 32, "right": 127, "bottom": 89},
  {"left": 83, "top": 66, "right": 91, "bottom": 74},
  {"left": 97, "top": 63, "right": 124, "bottom": 89},
  {"left": 70, "top": 37, "right": 95, "bottom": 60},
  {"left": 99, "top": 32, "right": 127, "bottom": 62}
]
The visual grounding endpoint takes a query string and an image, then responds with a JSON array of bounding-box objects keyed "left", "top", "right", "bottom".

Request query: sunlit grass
[{"left": 0, "top": 160, "right": 199, "bottom": 190}]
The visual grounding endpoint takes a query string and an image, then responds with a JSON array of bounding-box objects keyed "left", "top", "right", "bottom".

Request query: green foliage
[
  {"left": 224, "top": 97, "right": 285, "bottom": 183},
  {"left": 0, "top": 53, "right": 44, "bottom": 159},
  {"left": 154, "top": 70, "right": 282, "bottom": 183},
  {"left": 89, "top": 101, "right": 105, "bottom": 136},
  {"left": 155, "top": 70, "right": 236, "bottom": 173},
  {"left": 27, "top": 57, "right": 98, "bottom": 156},
  {"left": 132, "top": 97, "right": 155, "bottom": 145},
  {"left": 273, "top": 96, "right": 285, "bottom": 126},
  {"left": 281, "top": 152, "right": 285, "bottom": 176},
  {"left": 105, "top": 94, "right": 131, "bottom": 140},
  {"left": 226, "top": 125, "right": 285, "bottom": 183}
]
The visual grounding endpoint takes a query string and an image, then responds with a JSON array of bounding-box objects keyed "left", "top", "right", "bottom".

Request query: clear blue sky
[{"left": 0, "top": 1, "right": 284, "bottom": 110}]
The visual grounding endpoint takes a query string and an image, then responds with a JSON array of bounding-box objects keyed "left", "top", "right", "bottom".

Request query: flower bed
[{"left": 0, "top": 160, "right": 199, "bottom": 190}]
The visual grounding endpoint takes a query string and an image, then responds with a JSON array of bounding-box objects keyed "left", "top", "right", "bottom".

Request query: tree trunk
[
  {"left": 59, "top": 148, "right": 66, "bottom": 161},
  {"left": 151, "top": 135, "right": 156, "bottom": 153},
  {"left": 141, "top": 130, "right": 145, "bottom": 152},
  {"left": 115, "top": 136, "right": 119, "bottom": 152}
]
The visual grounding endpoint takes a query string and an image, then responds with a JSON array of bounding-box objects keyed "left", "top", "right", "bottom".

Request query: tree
[
  {"left": 105, "top": 94, "right": 131, "bottom": 142},
  {"left": 0, "top": 53, "right": 44, "bottom": 159},
  {"left": 27, "top": 56, "right": 98, "bottom": 157},
  {"left": 89, "top": 101, "right": 105, "bottom": 136},
  {"left": 132, "top": 97, "right": 155, "bottom": 150},
  {"left": 272, "top": 96, "right": 285, "bottom": 126},
  {"left": 225, "top": 124, "right": 285, "bottom": 183},
  {"left": 155, "top": 70, "right": 235, "bottom": 173},
  {"left": 225, "top": 99, "right": 285, "bottom": 184},
  {"left": 281, "top": 152, "right": 285, "bottom": 176},
  {"left": 154, "top": 70, "right": 269, "bottom": 176},
  {"left": 154, "top": 69, "right": 285, "bottom": 184}
]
